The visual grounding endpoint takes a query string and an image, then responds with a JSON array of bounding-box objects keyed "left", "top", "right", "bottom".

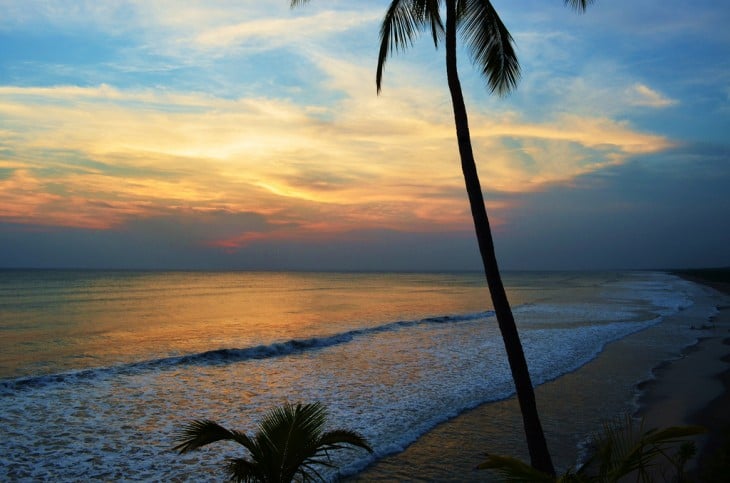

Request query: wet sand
[
  {"left": 640, "top": 271, "right": 730, "bottom": 474},
  {"left": 351, "top": 273, "right": 730, "bottom": 481}
]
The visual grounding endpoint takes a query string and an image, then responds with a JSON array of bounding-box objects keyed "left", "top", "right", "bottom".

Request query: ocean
[{"left": 0, "top": 270, "right": 718, "bottom": 481}]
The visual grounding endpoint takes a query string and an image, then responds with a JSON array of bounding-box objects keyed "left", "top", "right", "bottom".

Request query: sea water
[{"left": 0, "top": 270, "right": 714, "bottom": 480}]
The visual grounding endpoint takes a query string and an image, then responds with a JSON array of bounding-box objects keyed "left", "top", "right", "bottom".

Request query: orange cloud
[{"left": 0, "top": 82, "right": 675, "bottom": 242}]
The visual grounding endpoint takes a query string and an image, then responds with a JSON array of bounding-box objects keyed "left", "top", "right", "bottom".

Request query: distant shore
[
  {"left": 671, "top": 267, "right": 730, "bottom": 297},
  {"left": 664, "top": 268, "right": 730, "bottom": 475}
]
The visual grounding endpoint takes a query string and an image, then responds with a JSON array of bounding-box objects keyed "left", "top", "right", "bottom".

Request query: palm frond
[
  {"left": 257, "top": 402, "right": 327, "bottom": 457},
  {"left": 619, "top": 425, "right": 706, "bottom": 478},
  {"left": 173, "top": 419, "right": 241, "bottom": 453},
  {"left": 290, "top": 0, "right": 311, "bottom": 7},
  {"left": 253, "top": 402, "right": 371, "bottom": 482},
  {"left": 377, "top": 0, "right": 443, "bottom": 93},
  {"left": 227, "top": 457, "right": 261, "bottom": 483},
  {"left": 419, "top": 0, "right": 445, "bottom": 47},
  {"left": 581, "top": 415, "right": 706, "bottom": 481},
  {"left": 318, "top": 429, "right": 374, "bottom": 454},
  {"left": 587, "top": 415, "right": 648, "bottom": 478},
  {"left": 458, "top": 0, "right": 520, "bottom": 96},
  {"left": 174, "top": 402, "right": 372, "bottom": 480},
  {"left": 260, "top": 402, "right": 325, "bottom": 436},
  {"left": 564, "top": 0, "right": 595, "bottom": 12},
  {"left": 297, "top": 460, "right": 330, "bottom": 482},
  {"left": 377, "top": 0, "right": 421, "bottom": 93}
]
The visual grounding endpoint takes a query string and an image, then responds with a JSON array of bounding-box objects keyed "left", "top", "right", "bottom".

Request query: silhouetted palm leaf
[
  {"left": 174, "top": 419, "right": 254, "bottom": 453},
  {"left": 582, "top": 415, "right": 706, "bottom": 481},
  {"left": 458, "top": 0, "right": 519, "bottom": 95},
  {"left": 376, "top": 0, "right": 443, "bottom": 92},
  {"left": 227, "top": 457, "right": 265, "bottom": 483},
  {"left": 174, "top": 402, "right": 372, "bottom": 483}
]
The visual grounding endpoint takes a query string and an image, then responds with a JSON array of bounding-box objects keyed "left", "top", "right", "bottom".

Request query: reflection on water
[{"left": 1, "top": 271, "right": 503, "bottom": 378}]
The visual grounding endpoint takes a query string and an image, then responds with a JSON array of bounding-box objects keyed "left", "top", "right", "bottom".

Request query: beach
[
  {"left": 641, "top": 271, "right": 730, "bottom": 476},
  {"left": 352, "top": 272, "right": 730, "bottom": 481}
]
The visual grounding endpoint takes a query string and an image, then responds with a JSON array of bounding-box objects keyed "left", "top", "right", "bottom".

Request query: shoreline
[
  {"left": 645, "top": 270, "right": 730, "bottom": 473},
  {"left": 351, "top": 271, "right": 730, "bottom": 480}
]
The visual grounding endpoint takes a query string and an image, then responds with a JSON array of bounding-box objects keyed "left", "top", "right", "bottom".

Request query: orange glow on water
[{"left": 0, "top": 271, "right": 502, "bottom": 378}]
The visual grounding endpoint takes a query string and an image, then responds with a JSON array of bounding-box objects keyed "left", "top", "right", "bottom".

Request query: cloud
[
  {"left": 193, "top": 10, "right": 381, "bottom": 54},
  {"left": 121, "top": 209, "right": 279, "bottom": 246},
  {"left": 0, "top": 77, "right": 675, "bottom": 244},
  {"left": 626, "top": 83, "right": 678, "bottom": 108},
  {"left": 0, "top": 0, "right": 682, "bottom": 244},
  {"left": 513, "top": 61, "right": 680, "bottom": 118}
]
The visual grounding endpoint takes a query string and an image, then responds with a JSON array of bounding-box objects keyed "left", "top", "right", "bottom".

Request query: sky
[{"left": 0, "top": 0, "right": 728, "bottom": 271}]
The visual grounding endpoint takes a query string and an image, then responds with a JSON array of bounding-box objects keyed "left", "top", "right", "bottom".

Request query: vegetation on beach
[
  {"left": 174, "top": 401, "right": 372, "bottom": 482},
  {"left": 479, "top": 415, "right": 706, "bottom": 482}
]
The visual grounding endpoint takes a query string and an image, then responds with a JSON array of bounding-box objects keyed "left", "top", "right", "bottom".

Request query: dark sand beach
[
  {"left": 660, "top": 269, "right": 730, "bottom": 476},
  {"left": 352, "top": 270, "right": 730, "bottom": 481}
]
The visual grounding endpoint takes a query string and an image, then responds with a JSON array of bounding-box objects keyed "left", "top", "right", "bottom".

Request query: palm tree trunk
[{"left": 444, "top": 0, "right": 555, "bottom": 475}]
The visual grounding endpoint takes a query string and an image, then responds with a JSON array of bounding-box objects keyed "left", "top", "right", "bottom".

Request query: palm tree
[
  {"left": 174, "top": 401, "right": 373, "bottom": 482},
  {"left": 291, "top": 0, "right": 594, "bottom": 474}
]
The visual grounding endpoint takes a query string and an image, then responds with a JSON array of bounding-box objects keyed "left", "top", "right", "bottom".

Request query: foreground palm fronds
[
  {"left": 478, "top": 415, "right": 706, "bottom": 482},
  {"left": 174, "top": 401, "right": 373, "bottom": 483}
]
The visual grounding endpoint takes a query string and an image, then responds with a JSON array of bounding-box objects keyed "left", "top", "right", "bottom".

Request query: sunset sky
[{"left": 1, "top": 0, "right": 728, "bottom": 270}]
